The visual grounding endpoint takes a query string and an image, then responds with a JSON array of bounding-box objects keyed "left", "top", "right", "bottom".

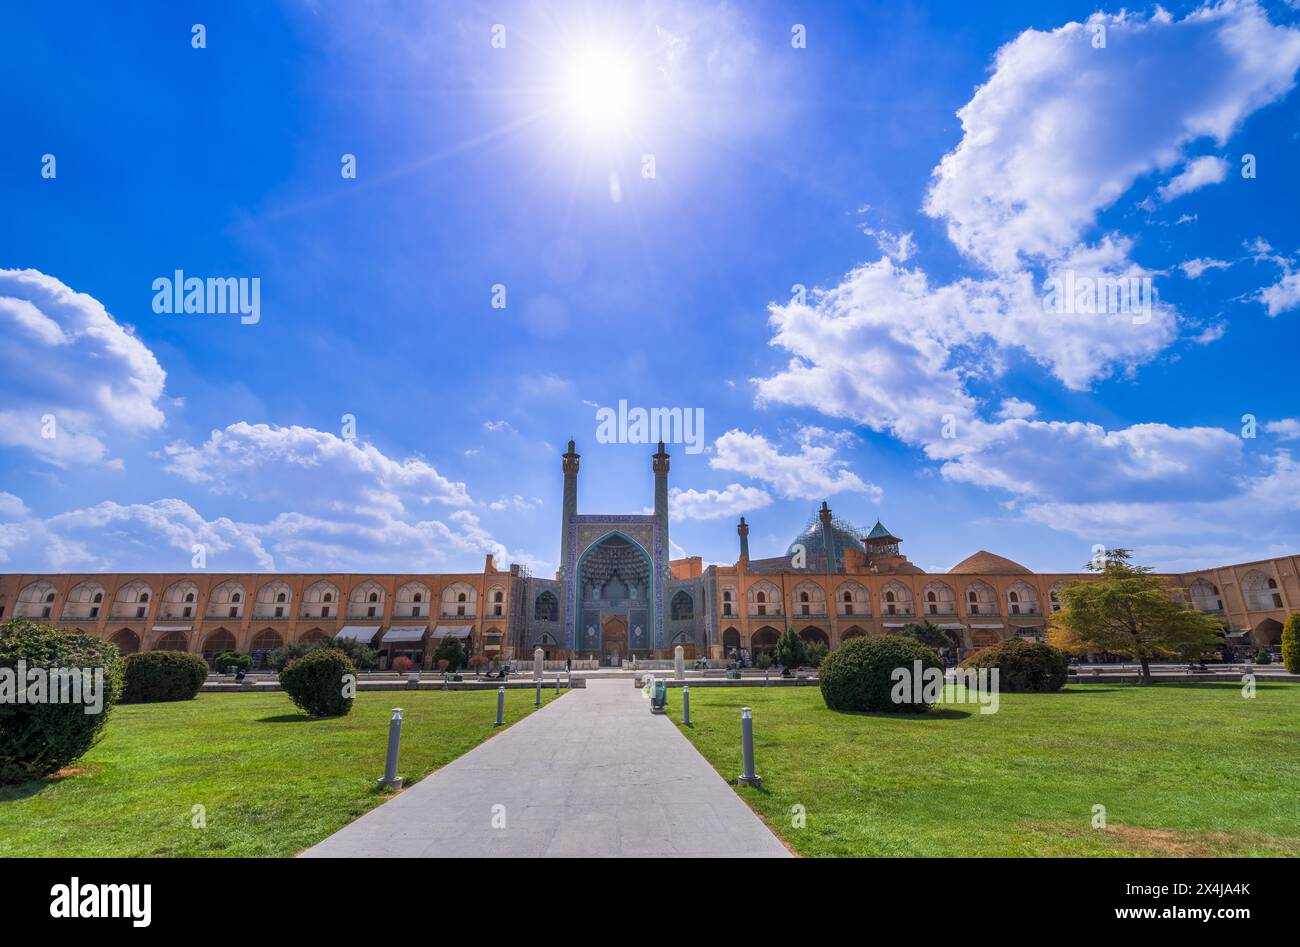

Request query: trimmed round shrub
[
  {"left": 214, "top": 651, "right": 252, "bottom": 672},
  {"left": 1282, "top": 613, "right": 1300, "bottom": 674},
  {"left": 819, "top": 635, "right": 944, "bottom": 714},
  {"left": 960, "top": 638, "right": 1068, "bottom": 692},
  {"left": 120, "top": 651, "right": 209, "bottom": 704},
  {"left": 280, "top": 648, "right": 355, "bottom": 718},
  {"left": 0, "top": 618, "right": 125, "bottom": 784}
]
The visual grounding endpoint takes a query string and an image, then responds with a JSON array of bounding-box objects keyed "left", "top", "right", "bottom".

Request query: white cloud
[
  {"left": 163, "top": 422, "right": 472, "bottom": 510},
  {"left": 1257, "top": 269, "right": 1300, "bottom": 316},
  {"left": 751, "top": 2, "right": 1300, "bottom": 553},
  {"left": 1179, "top": 257, "right": 1232, "bottom": 279},
  {"left": 482, "top": 419, "right": 518, "bottom": 434},
  {"left": 0, "top": 494, "right": 533, "bottom": 573},
  {"left": 1158, "top": 155, "right": 1230, "bottom": 202},
  {"left": 666, "top": 483, "right": 772, "bottom": 521},
  {"left": 0, "top": 269, "right": 167, "bottom": 466},
  {"left": 996, "top": 398, "right": 1037, "bottom": 420},
  {"left": 0, "top": 498, "right": 274, "bottom": 572},
  {"left": 924, "top": 4, "right": 1300, "bottom": 273},
  {"left": 489, "top": 494, "right": 543, "bottom": 512},
  {"left": 710, "top": 428, "right": 881, "bottom": 501},
  {"left": 0, "top": 492, "right": 30, "bottom": 520},
  {"left": 1265, "top": 418, "right": 1300, "bottom": 441}
]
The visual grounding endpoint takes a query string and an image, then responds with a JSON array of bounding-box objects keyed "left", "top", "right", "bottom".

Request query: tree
[
  {"left": 775, "top": 628, "right": 808, "bottom": 673},
  {"left": 1048, "top": 548, "right": 1223, "bottom": 684},
  {"left": 267, "top": 636, "right": 378, "bottom": 671},
  {"left": 898, "top": 620, "right": 955, "bottom": 653},
  {"left": 433, "top": 635, "right": 467, "bottom": 672},
  {"left": 1283, "top": 612, "right": 1300, "bottom": 674}
]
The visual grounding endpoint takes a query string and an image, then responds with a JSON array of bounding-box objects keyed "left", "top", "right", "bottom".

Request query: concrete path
[{"left": 301, "top": 679, "right": 790, "bottom": 857}]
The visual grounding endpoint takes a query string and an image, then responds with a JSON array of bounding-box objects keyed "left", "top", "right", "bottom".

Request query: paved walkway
[{"left": 301, "top": 679, "right": 790, "bottom": 857}]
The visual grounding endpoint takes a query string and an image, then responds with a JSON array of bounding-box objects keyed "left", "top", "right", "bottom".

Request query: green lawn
[
  {"left": 0, "top": 688, "right": 564, "bottom": 857},
  {"left": 675, "top": 681, "right": 1300, "bottom": 857}
]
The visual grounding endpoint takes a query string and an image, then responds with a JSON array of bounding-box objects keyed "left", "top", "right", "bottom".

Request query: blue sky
[{"left": 2, "top": 0, "right": 1299, "bottom": 576}]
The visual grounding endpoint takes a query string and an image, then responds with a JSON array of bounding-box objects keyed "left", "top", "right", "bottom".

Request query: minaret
[
  {"left": 559, "top": 439, "right": 580, "bottom": 580},
  {"left": 819, "top": 500, "right": 836, "bottom": 574},
  {"left": 737, "top": 516, "right": 750, "bottom": 561},
  {"left": 653, "top": 440, "right": 670, "bottom": 557},
  {"left": 653, "top": 441, "right": 670, "bottom": 649}
]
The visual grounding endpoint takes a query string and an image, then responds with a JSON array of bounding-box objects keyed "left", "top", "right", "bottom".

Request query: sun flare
[{"left": 555, "top": 42, "right": 642, "bottom": 138}]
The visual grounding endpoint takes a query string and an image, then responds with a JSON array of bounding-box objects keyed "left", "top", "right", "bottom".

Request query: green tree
[
  {"left": 898, "top": 620, "right": 955, "bottom": 653},
  {"left": 1048, "top": 548, "right": 1223, "bottom": 684},
  {"left": 267, "top": 636, "right": 378, "bottom": 671},
  {"left": 1282, "top": 612, "right": 1300, "bottom": 674},
  {"left": 433, "top": 634, "right": 468, "bottom": 672},
  {"left": 776, "top": 628, "right": 808, "bottom": 672}
]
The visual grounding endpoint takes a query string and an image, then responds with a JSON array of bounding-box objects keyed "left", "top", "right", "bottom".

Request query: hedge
[
  {"left": 1283, "top": 612, "right": 1300, "bottom": 675},
  {"left": 818, "top": 635, "right": 943, "bottom": 714},
  {"left": 120, "top": 651, "right": 209, "bottom": 704},
  {"left": 0, "top": 618, "right": 124, "bottom": 784},
  {"left": 959, "top": 638, "right": 1068, "bottom": 692},
  {"left": 280, "top": 648, "right": 356, "bottom": 718}
]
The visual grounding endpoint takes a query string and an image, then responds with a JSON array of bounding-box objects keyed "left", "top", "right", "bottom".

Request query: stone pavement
[{"left": 300, "top": 679, "right": 790, "bottom": 857}]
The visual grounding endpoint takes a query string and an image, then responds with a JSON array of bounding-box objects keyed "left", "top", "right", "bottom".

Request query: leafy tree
[
  {"left": 1282, "top": 612, "right": 1300, "bottom": 674},
  {"left": 268, "top": 636, "right": 378, "bottom": 672},
  {"left": 433, "top": 635, "right": 467, "bottom": 672},
  {"left": 775, "top": 628, "right": 808, "bottom": 672},
  {"left": 214, "top": 651, "right": 252, "bottom": 672},
  {"left": 805, "top": 640, "right": 829, "bottom": 668},
  {"left": 1048, "top": 548, "right": 1223, "bottom": 684},
  {"left": 898, "top": 620, "right": 956, "bottom": 653}
]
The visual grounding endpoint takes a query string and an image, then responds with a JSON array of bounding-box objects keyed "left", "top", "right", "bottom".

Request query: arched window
[
  {"left": 348, "top": 581, "right": 385, "bottom": 619},
  {"left": 202, "top": 629, "right": 238, "bottom": 667},
  {"left": 250, "top": 629, "right": 284, "bottom": 669},
  {"left": 881, "top": 582, "right": 913, "bottom": 616},
  {"left": 254, "top": 581, "right": 292, "bottom": 619},
  {"left": 207, "top": 580, "right": 245, "bottom": 619},
  {"left": 161, "top": 580, "right": 200, "bottom": 619},
  {"left": 1189, "top": 578, "right": 1221, "bottom": 612},
  {"left": 836, "top": 582, "right": 869, "bottom": 616},
  {"left": 748, "top": 582, "right": 781, "bottom": 617},
  {"left": 111, "top": 581, "right": 154, "bottom": 620},
  {"left": 62, "top": 581, "right": 107, "bottom": 620},
  {"left": 1242, "top": 570, "right": 1283, "bottom": 611},
  {"left": 965, "top": 581, "right": 997, "bottom": 616},
  {"left": 671, "top": 591, "right": 694, "bottom": 621},
  {"left": 154, "top": 631, "right": 190, "bottom": 653},
  {"left": 534, "top": 590, "right": 559, "bottom": 622},
  {"left": 397, "top": 582, "right": 430, "bottom": 618},
  {"left": 110, "top": 628, "right": 140, "bottom": 654},
  {"left": 1007, "top": 582, "right": 1039, "bottom": 616},
  {"left": 301, "top": 581, "right": 340, "bottom": 619}
]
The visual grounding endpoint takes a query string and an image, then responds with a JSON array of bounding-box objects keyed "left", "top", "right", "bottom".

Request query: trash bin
[{"left": 651, "top": 680, "right": 668, "bottom": 714}]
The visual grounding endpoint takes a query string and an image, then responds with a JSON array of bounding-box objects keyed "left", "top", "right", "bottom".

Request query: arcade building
[{"left": 1, "top": 440, "right": 1296, "bottom": 666}]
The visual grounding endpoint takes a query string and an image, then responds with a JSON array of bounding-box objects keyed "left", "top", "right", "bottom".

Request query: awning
[
  {"left": 337, "top": 625, "right": 381, "bottom": 644},
  {"left": 970, "top": 623, "right": 1004, "bottom": 629},
  {"left": 432, "top": 625, "right": 473, "bottom": 639},
  {"left": 938, "top": 623, "right": 966, "bottom": 630},
  {"left": 882, "top": 622, "right": 908, "bottom": 628},
  {"left": 382, "top": 624, "right": 428, "bottom": 643},
  {"left": 152, "top": 624, "right": 192, "bottom": 633}
]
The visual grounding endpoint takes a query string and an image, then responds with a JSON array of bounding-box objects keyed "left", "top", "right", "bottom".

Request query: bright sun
[{"left": 555, "top": 43, "right": 642, "bottom": 138}]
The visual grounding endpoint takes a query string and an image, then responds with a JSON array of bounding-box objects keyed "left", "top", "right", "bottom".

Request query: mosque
[{"left": 1, "top": 440, "right": 1294, "bottom": 666}]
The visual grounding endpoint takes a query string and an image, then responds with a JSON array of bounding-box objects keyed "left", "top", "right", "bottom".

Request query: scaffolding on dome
[{"left": 785, "top": 512, "right": 868, "bottom": 574}]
